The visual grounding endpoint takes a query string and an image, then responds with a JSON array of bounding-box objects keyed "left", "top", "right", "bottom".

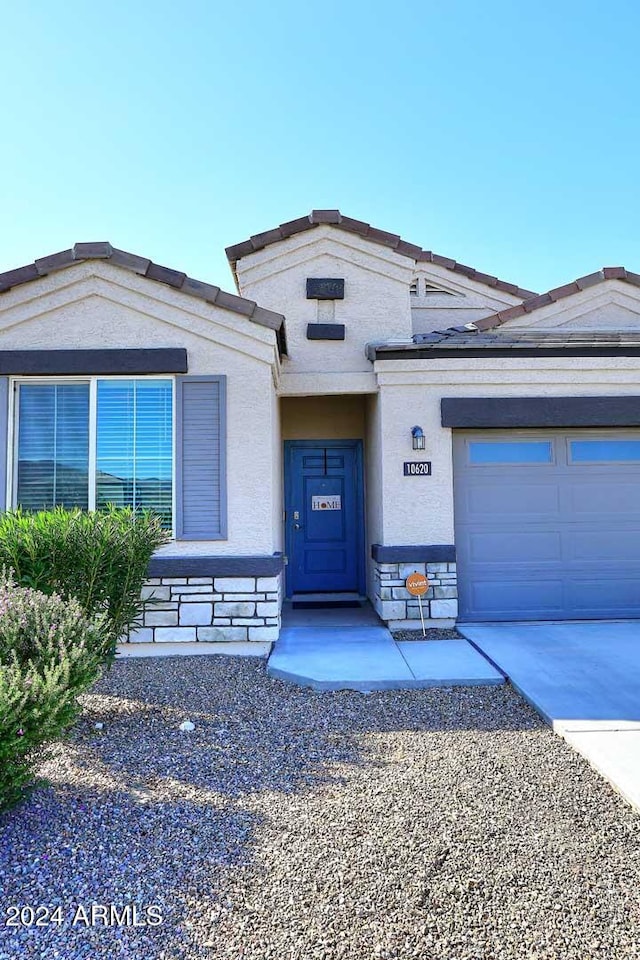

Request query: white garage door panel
[{"left": 454, "top": 430, "right": 640, "bottom": 621}]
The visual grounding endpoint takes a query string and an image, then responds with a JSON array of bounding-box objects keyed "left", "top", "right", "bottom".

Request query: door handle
[{"left": 293, "top": 522, "right": 303, "bottom": 530}]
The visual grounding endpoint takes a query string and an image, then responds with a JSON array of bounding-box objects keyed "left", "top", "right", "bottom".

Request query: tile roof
[
  {"left": 475, "top": 267, "right": 640, "bottom": 331},
  {"left": 0, "top": 242, "right": 286, "bottom": 346},
  {"left": 369, "top": 328, "right": 640, "bottom": 360},
  {"left": 225, "top": 210, "right": 537, "bottom": 300}
]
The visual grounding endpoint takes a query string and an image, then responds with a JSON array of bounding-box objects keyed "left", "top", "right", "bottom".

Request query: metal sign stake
[
  {"left": 418, "top": 594, "right": 426, "bottom": 638},
  {"left": 405, "top": 571, "right": 430, "bottom": 638}
]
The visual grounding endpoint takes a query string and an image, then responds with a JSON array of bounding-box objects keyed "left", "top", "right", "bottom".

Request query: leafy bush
[
  {"left": 0, "top": 507, "right": 169, "bottom": 663},
  {"left": 0, "top": 573, "right": 106, "bottom": 810}
]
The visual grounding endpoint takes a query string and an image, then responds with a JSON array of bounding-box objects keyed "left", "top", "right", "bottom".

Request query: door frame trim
[{"left": 283, "top": 439, "right": 366, "bottom": 599}]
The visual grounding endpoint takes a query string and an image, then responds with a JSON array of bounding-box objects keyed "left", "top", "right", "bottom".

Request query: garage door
[{"left": 453, "top": 431, "right": 640, "bottom": 621}]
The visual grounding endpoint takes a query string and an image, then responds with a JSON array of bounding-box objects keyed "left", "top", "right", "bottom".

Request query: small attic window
[{"left": 409, "top": 279, "right": 419, "bottom": 296}]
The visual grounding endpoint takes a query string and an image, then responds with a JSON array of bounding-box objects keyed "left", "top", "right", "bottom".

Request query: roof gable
[
  {"left": 226, "top": 210, "right": 537, "bottom": 300},
  {"left": 0, "top": 242, "right": 286, "bottom": 352},
  {"left": 476, "top": 267, "right": 640, "bottom": 332},
  {"left": 0, "top": 270, "right": 281, "bottom": 366}
]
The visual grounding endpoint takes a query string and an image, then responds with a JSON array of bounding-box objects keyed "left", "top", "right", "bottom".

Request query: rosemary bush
[{"left": 0, "top": 573, "right": 107, "bottom": 810}]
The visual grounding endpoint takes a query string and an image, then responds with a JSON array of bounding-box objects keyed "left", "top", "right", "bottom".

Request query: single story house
[{"left": 1, "top": 210, "right": 640, "bottom": 651}]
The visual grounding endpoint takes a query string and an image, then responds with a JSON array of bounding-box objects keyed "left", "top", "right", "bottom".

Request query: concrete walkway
[
  {"left": 267, "top": 604, "right": 503, "bottom": 691},
  {"left": 460, "top": 621, "right": 640, "bottom": 812}
]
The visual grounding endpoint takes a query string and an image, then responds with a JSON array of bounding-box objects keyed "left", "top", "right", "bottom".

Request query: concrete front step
[
  {"left": 290, "top": 592, "right": 367, "bottom": 603},
  {"left": 267, "top": 625, "right": 504, "bottom": 691}
]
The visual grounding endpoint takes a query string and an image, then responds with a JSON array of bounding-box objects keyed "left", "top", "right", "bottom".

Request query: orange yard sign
[{"left": 405, "top": 572, "right": 429, "bottom": 596}]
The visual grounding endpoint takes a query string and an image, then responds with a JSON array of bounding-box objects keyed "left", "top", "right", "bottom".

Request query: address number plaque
[{"left": 403, "top": 461, "right": 432, "bottom": 476}]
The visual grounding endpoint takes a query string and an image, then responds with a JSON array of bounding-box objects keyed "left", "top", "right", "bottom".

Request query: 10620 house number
[{"left": 403, "top": 461, "right": 432, "bottom": 476}]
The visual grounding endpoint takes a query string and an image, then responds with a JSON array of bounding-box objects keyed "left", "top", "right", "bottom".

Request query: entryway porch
[{"left": 267, "top": 600, "right": 502, "bottom": 690}]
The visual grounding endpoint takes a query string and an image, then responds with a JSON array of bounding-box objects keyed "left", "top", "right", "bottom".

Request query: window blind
[
  {"left": 96, "top": 379, "right": 173, "bottom": 527},
  {"left": 15, "top": 379, "right": 173, "bottom": 526},
  {"left": 17, "top": 383, "right": 90, "bottom": 510}
]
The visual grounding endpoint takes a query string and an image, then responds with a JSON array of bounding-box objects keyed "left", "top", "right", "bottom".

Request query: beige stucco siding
[
  {"left": 280, "top": 395, "right": 366, "bottom": 440},
  {"left": 375, "top": 356, "right": 640, "bottom": 546},
  {"left": 236, "top": 228, "right": 414, "bottom": 380},
  {"left": 271, "top": 386, "right": 283, "bottom": 553},
  {"left": 410, "top": 263, "right": 524, "bottom": 334},
  {"left": 364, "top": 392, "right": 383, "bottom": 597},
  {"left": 505, "top": 282, "right": 640, "bottom": 330},
  {"left": 0, "top": 263, "right": 281, "bottom": 557}
]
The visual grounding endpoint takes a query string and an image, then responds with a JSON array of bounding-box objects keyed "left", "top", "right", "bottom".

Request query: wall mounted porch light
[{"left": 411, "top": 425, "right": 425, "bottom": 450}]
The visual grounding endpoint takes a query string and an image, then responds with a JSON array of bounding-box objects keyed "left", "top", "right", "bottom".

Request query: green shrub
[
  {"left": 0, "top": 507, "right": 169, "bottom": 663},
  {"left": 0, "top": 573, "right": 106, "bottom": 810}
]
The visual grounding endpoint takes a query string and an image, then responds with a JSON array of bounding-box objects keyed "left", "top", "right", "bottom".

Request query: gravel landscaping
[
  {"left": 1, "top": 656, "right": 640, "bottom": 960},
  {"left": 392, "top": 627, "right": 463, "bottom": 642}
]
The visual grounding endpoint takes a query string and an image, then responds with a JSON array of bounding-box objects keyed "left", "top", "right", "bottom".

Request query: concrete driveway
[{"left": 459, "top": 621, "right": 640, "bottom": 811}]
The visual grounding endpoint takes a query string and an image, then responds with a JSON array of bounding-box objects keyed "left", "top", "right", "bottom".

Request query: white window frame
[{"left": 7, "top": 375, "right": 177, "bottom": 537}]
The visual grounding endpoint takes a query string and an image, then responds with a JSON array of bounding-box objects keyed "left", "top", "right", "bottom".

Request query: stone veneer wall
[
  {"left": 372, "top": 561, "right": 458, "bottom": 623},
  {"left": 127, "top": 575, "right": 282, "bottom": 643}
]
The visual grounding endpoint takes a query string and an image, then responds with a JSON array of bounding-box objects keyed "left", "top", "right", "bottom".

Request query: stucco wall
[
  {"left": 409, "top": 263, "right": 523, "bottom": 334},
  {"left": 505, "top": 282, "right": 640, "bottom": 330},
  {"left": 364, "top": 392, "right": 383, "bottom": 599},
  {"left": 235, "top": 227, "right": 414, "bottom": 382},
  {"left": 271, "top": 386, "right": 283, "bottom": 553},
  {"left": 0, "top": 263, "right": 281, "bottom": 557},
  {"left": 375, "top": 356, "right": 640, "bottom": 547},
  {"left": 280, "top": 395, "right": 366, "bottom": 439}
]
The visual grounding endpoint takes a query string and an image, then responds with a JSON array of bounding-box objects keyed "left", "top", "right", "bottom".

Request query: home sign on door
[{"left": 311, "top": 495, "right": 342, "bottom": 511}]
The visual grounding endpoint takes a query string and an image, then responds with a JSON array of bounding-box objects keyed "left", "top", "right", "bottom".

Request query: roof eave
[
  {"left": 226, "top": 210, "right": 537, "bottom": 301},
  {"left": 373, "top": 343, "right": 640, "bottom": 361},
  {"left": 0, "top": 243, "right": 287, "bottom": 357},
  {"left": 476, "top": 267, "right": 640, "bottom": 332}
]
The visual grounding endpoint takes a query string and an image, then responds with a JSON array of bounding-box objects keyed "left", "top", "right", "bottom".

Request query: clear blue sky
[{"left": 2, "top": 0, "right": 639, "bottom": 295}]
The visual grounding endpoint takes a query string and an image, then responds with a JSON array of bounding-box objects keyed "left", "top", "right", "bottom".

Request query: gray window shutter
[
  {"left": 176, "top": 375, "right": 227, "bottom": 539},
  {"left": 0, "top": 379, "right": 7, "bottom": 512}
]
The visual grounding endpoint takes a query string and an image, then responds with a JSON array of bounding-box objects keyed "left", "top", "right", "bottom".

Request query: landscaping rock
[{"left": 1, "top": 657, "right": 639, "bottom": 960}]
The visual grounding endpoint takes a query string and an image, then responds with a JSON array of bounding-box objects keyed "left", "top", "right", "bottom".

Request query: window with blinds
[
  {"left": 15, "top": 379, "right": 173, "bottom": 527},
  {"left": 96, "top": 380, "right": 173, "bottom": 527},
  {"left": 17, "top": 383, "right": 90, "bottom": 510}
]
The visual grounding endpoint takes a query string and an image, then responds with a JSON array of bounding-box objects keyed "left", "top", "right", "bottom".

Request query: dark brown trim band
[
  {"left": 371, "top": 544, "right": 455, "bottom": 563},
  {"left": 374, "top": 346, "right": 640, "bottom": 360},
  {"left": 306, "top": 323, "right": 345, "bottom": 341},
  {"left": 0, "top": 348, "right": 188, "bottom": 376},
  {"left": 147, "top": 554, "right": 284, "bottom": 578},
  {"left": 441, "top": 396, "right": 640, "bottom": 428},
  {"left": 306, "top": 278, "right": 345, "bottom": 300}
]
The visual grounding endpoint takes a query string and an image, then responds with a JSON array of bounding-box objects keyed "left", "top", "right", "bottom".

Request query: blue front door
[{"left": 285, "top": 441, "right": 364, "bottom": 596}]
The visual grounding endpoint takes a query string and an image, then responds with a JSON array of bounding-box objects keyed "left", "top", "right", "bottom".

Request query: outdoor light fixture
[{"left": 411, "top": 425, "right": 425, "bottom": 450}]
